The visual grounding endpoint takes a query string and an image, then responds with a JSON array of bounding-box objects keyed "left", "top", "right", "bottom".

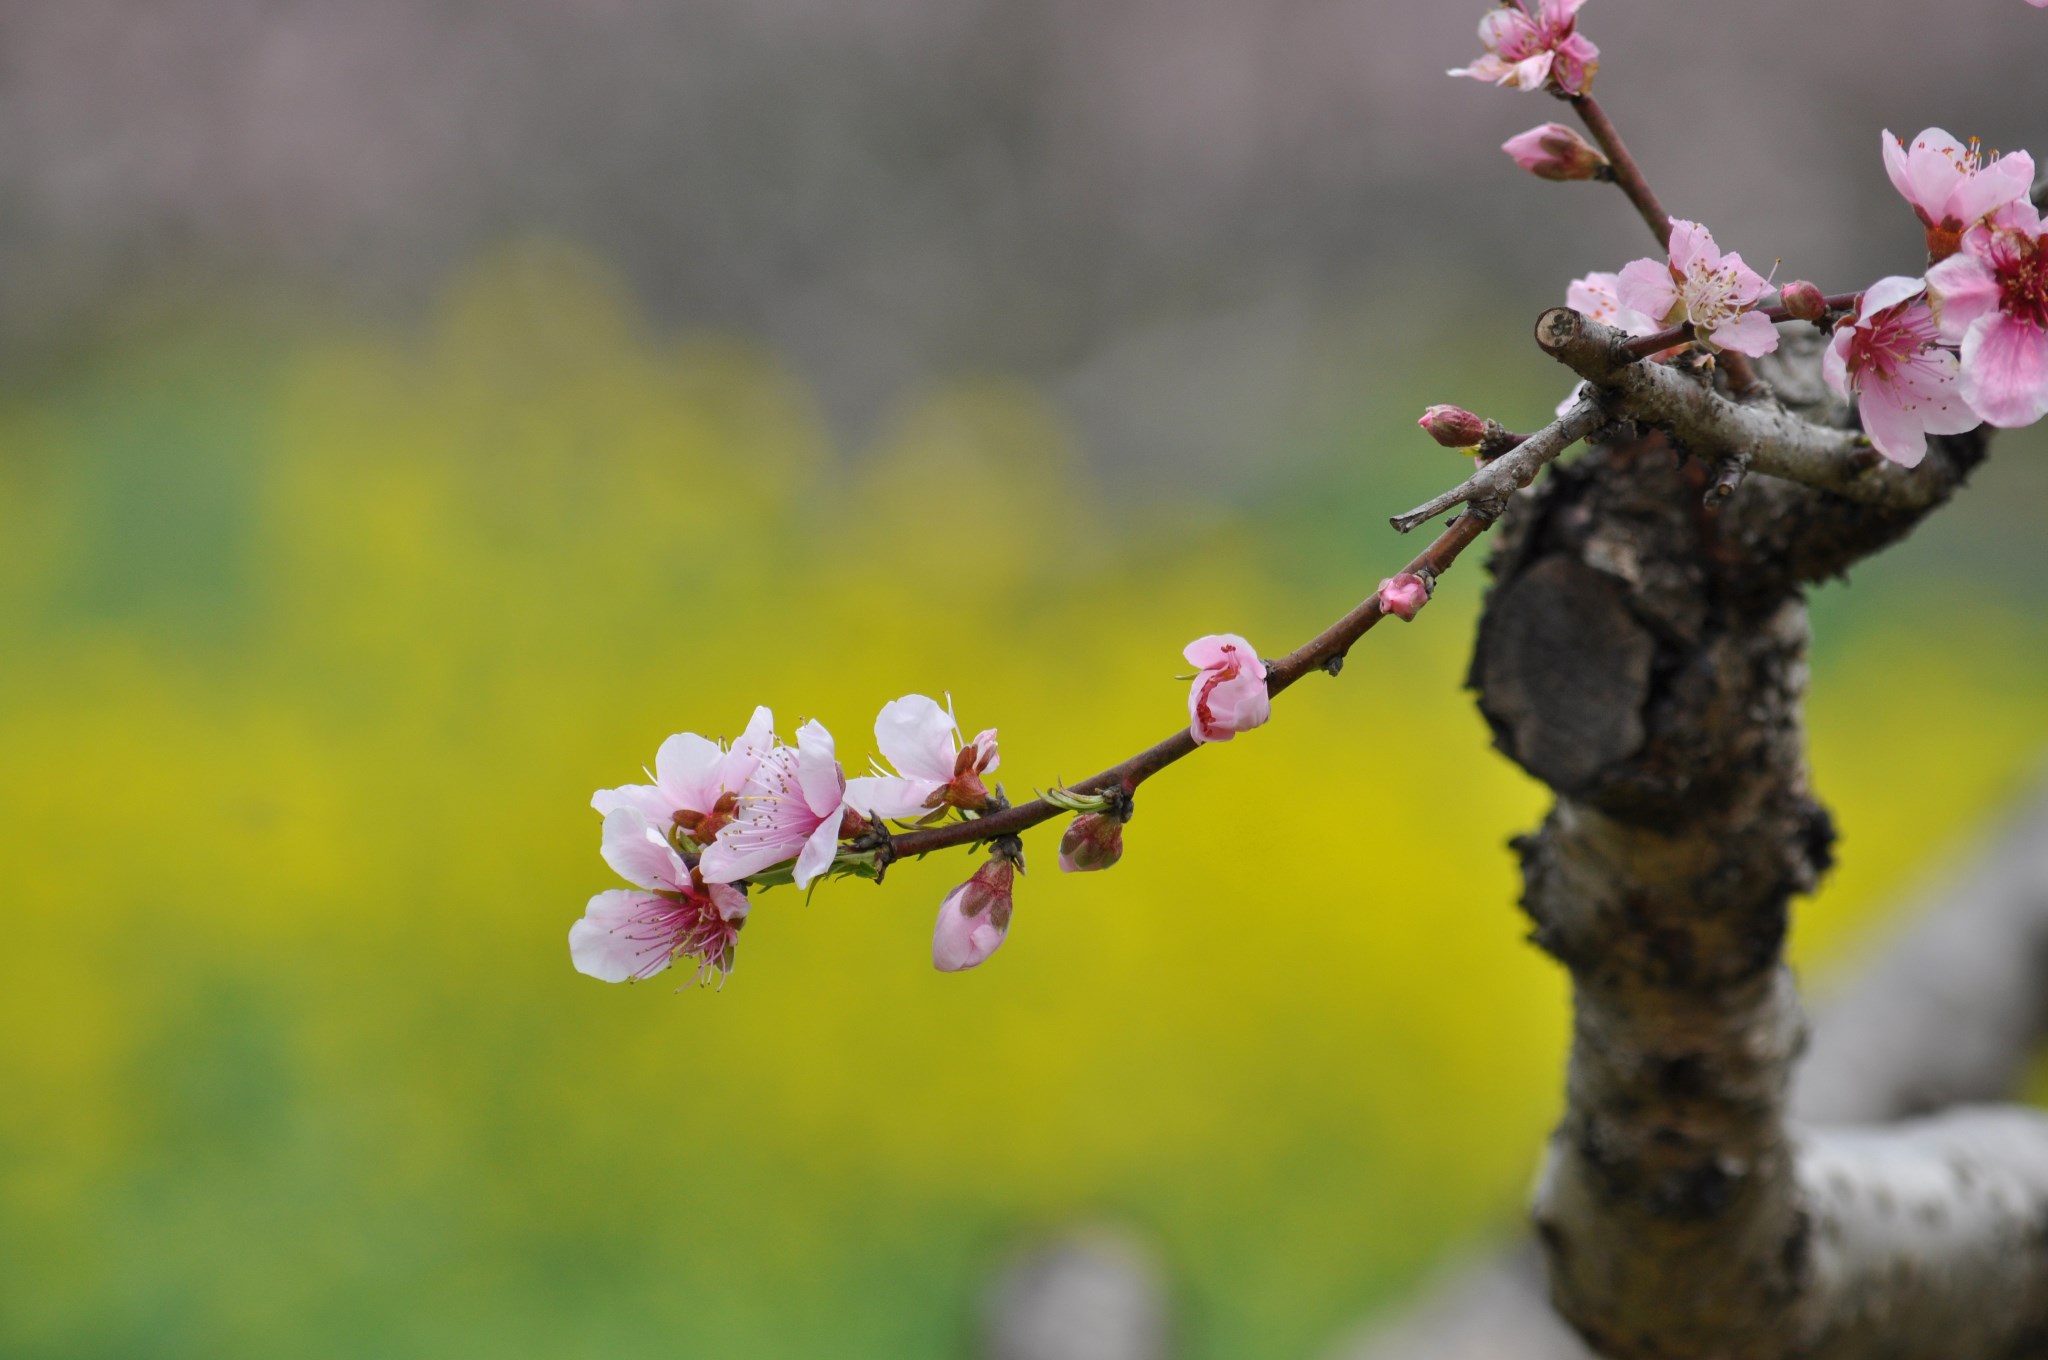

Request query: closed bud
[
  {"left": 933, "top": 856, "right": 1017, "bottom": 972},
  {"left": 1501, "top": 123, "right": 1609, "bottom": 183},
  {"left": 1779, "top": 280, "right": 1828, "bottom": 323},
  {"left": 1417, "top": 404, "right": 1489, "bottom": 449},
  {"left": 1058, "top": 813, "right": 1125, "bottom": 873},
  {"left": 1378, "top": 572, "right": 1433, "bottom": 622}
]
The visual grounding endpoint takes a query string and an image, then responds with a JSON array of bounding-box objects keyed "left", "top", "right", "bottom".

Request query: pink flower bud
[
  {"left": 1417, "top": 404, "right": 1489, "bottom": 449},
  {"left": 1501, "top": 123, "right": 1608, "bottom": 182},
  {"left": 1058, "top": 813, "right": 1125, "bottom": 873},
  {"left": 1778, "top": 280, "right": 1828, "bottom": 323},
  {"left": 933, "top": 858, "right": 1015, "bottom": 972},
  {"left": 1184, "top": 634, "right": 1270, "bottom": 745},
  {"left": 1378, "top": 572, "right": 1432, "bottom": 622}
]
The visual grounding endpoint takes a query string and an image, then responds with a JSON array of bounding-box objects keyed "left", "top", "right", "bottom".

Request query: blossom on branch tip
[
  {"left": 1448, "top": 0, "right": 1598, "bottom": 95},
  {"left": 570, "top": 808, "right": 748, "bottom": 985},
  {"left": 1822, "top": 276, "right": 1976, "bottom": 468},
  {"left": 1185, "top": 634, "right": 1270, "bottom": 745},
  {"left": 1418, "top": 404, "right": 1489, "bottom": 449},
  {"left": 843, "top": 694, "right": 999, "bottom": 822},
  {"left": 1378, "top": 573, "right": 1432, "bottom": 622},
  {"left": 591, "top": 705, "right": 775, "bottom": 848},
  {"left": 698, "top": 719, "right": 850, "bottom": 889},
  {"left": 934, "top": 855, "right": 1017, "bottom": 972},
  {"left": 1566, "top": 272, "right": 1658, "bottom": 338},
  {"left": 1059, "top": 812, "right": 1126, "bottom": 873},
  {"left": 1882, "top": 128, "right": 2035, "bottom": 263},
  {"left": 1502, "top": 123, "right": 1608, "bottom": 182},
  {"left": 1616, "top": 219, "right": 1779, "bottom": 357},
  {"left": 1925, "top": 200, "right": 2048, "bottom": 429}
]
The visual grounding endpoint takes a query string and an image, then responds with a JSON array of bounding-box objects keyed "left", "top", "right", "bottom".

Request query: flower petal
[
  {"left": 1857, "top": 384, "right": 1933, "bottom": 468},
  {"left": 1949, "top": 150, "right": 2036, "bottom": 229},
  {"left": 793, "top": 720, "right": 845, "bottom": 817},
  {"left": 570, "top": 890, "right": 678, "bottom": 983},
  {"left": 1616, "top": 257, "right": 1679, "bottom": 326},
  {"left": 1706, "top": 310, "right": 1781, "bottom": 358},
  {"left": 1860, "top": 275, "right": 1928, "bottom": 318},
  {"left": 873, "top": 694, "right": 961, "bottom": 783},
  {"left": 1959, "top": 315, "right": 2048, "bottom": 428},
  {"left": 590, "top": 780, "right": 679, "bottom": 824},
  {"left": 599, "top": 807, "right": 690, "bottom": 892},
  {"left": 792, "top": 810, "right": 846, "bottom": 890},
  {"left": 1926, "top": 252, "right": 2004, "bottom": 343},
  {"left": 653, "top": 732, "right": 725, "bottom": 815},
  {"left": 842, "top": 774, "right": 940, "bottom": 821}
]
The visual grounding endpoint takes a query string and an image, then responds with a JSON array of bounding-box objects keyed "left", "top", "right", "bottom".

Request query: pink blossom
[
  {"left": 933, "top": 858, "right": 1016, "bottom": 972},
  {"left": 1448, "top": 0, "right": 1599, "bottom": 95},
  {"left": 570, "top": 808, "right": 748, "bottom": 985},
  {"left": 1502, "top": 123, "right": 1607, "bottom": 181},
  {"left": 1566, "top": 272, "right": 1658, "bottom": 337},
  {"left": 1616, "top": 219, "right": 1779, "bottom": 357},
  {"left": 1822, "top": 276, "right": 1977, "bottom": 468},
  {"left": 1925, "top": 200, "right": 2048, "bottom": 429},
  {"left": 591, "top": 705, "right": 774, "bottom": 848},
  {"left": 1882, "top": 128, "right": 2035, "bottom": 262},
  {"left": 1378, "top": 573, "right": 1432, "bottom": 622},
  {"left": 698, "top": 719, "right": 850, "bottom": 889},
  {"left": 1058, "top": 813, "right": 1125, "bottom": 873},
  {"left": 1185, "top": 634, "right": 1270, "bottom": 745},
  {"left": 1419, "top": 404, "right": 1489, "bottom": 448},
  {"left": 842, "top": 694, "right": 1000, "bottom": 821}
]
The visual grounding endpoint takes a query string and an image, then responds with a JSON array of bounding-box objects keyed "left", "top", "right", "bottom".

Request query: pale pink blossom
[
  {"left": 1185, "top": 634, "right": 1270, "bottom": 745},
  {"left": 1378, "top": 573, "right": 1432, "bottom": 622},
  {"left": 1822, "top": 276, "right": 1976, "bottom": 468},
  {"left": 1058, "top": 813, "right": 1125, "bottom": 873},
  {"left": 1566, "top": 272, "right": 1658, "bottom": 338},
  {"left": 1882, "top": 128, "right": 2035, "bottom": 261},
  {"left": 1448, "top": 0, "right": 1599, "bottom": 95},
  {"left": 570, "top": 808, "right": 748, "bottom": 985},
  {"left": 842, "top": 694, "right": 1000, "bottom": 821},
  {"left": 1617, "top": 219, "right": 1779, "bottom": 357},
  {"left": 933, "top": 858, "right": 1016, "bottom": 972},
  {"left": 698, "top": 719, "right": 850, "bottom": 889},
  {"left": 591, "top": 705, "right": 774, "bottom": 847},
  {"left": 1925, "top": 200, "right": 2048, "bottom": 429},
  {"left": 1502, "top": 123, "right": 1607, "bottom": 181}
]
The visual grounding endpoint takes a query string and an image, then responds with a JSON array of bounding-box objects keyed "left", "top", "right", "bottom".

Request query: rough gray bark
[
  {"left": 1455, "top": 312, "right": 2048, "bottom": 1359},
  {"left": 1333, "top": 772, "right": 2048, "bottom": 1360}
]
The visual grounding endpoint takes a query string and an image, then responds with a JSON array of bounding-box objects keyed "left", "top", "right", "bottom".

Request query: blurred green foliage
[{"left": 3, "top": 240, "right": 2046, "bottom": 1359}]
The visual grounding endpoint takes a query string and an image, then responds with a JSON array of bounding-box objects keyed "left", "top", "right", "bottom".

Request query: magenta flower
[
  {"left": 1502, "top": 123, "right": 1608, "bottom": 181},
  {"left": 1566, "top": 271, "right": 1658, "bottom": 338},
  {"left": 1378, "top": 573, "right": 1433, "bottom": 622},
  {"left": 842, "top": 694, "right": 1000, "bottom": 821},
  {"left": 591, "top": 705, "right": 774, "bottom": 847},
  {"left": 698, "top": 719, "right": 850, "bottom": 889},
  {"left": 933, "top": 858, "right": 1016, "bottom": 972},
  {"left": 1185, "top": 634, "right": 1270, "bottom": 745},
  {"left": 1449, "top": 0, "right": 1599, "bottom": 95},
  {"left": 1882, "top": 128, "right": 2035, "bottom": 262},
  {"left": 1926, "top": 201, "right": 2048, "bottom": 429},
  {"left": 1617, "top": 219, "right": 1779, "bottom": 357},
  {"left": 1822, "top": 276, "right": 1977, "bottom": 468},
  {"left": 570, "top": 808, "right": 749, "bottom": 985}
]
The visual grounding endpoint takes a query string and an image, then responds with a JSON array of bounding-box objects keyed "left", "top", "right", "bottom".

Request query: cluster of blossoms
[
  {"left": 1455, "top": 1, "right": 2047, "bottom": 468},
  {"left": 571, "top": 591, "right": 1440, "bottom": 987}
]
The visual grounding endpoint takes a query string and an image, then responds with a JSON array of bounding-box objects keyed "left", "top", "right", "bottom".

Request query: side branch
[
  {"left": 1535, "top": 307, "right": 1955, "bottom": 512},
  {"left": 1389, "top": 397, "right": 1606, "bottom": 532}
]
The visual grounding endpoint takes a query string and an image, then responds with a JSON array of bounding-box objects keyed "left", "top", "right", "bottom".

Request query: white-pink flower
[
  {"left": 1926, "top": 200, "right": 2048, "bottom": 429},
  {"left": 1882, "top": 128, "right": 2035, "bottom": 261},
  {"left": 591, "top": 705, "right": 774, "bottom": 847},
  {"left": 842, "top": 694, "right": 999, "bottom": 821},
  {"left": 1822, "top": 276, "right": 1977, "bottom": 468},
  {"left": 698, "top": 719, "right": 850, "bottom": 889},
  {"left": 1185, "top": 634, "right": 1270, "bottom": 745},
  {"left": 933, "top": 858, "right": 1016, "bottom": 972},
  {"left": 570, "top": 808, "right": 748, "bottom": 985},
  {"left": 1566, "top": 271, "right": 1659, "bottom": 337},
  {"left": 1616, "top": 219, "right": 1779, "bottom": 357},
  {"left": 1448, "top": 0, "right": 1599, "bottom": 95}
]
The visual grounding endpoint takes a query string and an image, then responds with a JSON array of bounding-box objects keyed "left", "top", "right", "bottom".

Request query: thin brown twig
[
  {"left": 879, "top": 511, "right": 1497, "bottom": 861},
  {"left": 1570, "top": 93, "right": 1671, "bottom": 246}
]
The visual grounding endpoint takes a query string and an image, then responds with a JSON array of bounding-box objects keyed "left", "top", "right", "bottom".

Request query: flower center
[
  {"left": 1846, "top": 306, "right": 1940, "bottom": 389},
  {"left": 1993, "top": 231, "right": 2048, "bottom": 330}
]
